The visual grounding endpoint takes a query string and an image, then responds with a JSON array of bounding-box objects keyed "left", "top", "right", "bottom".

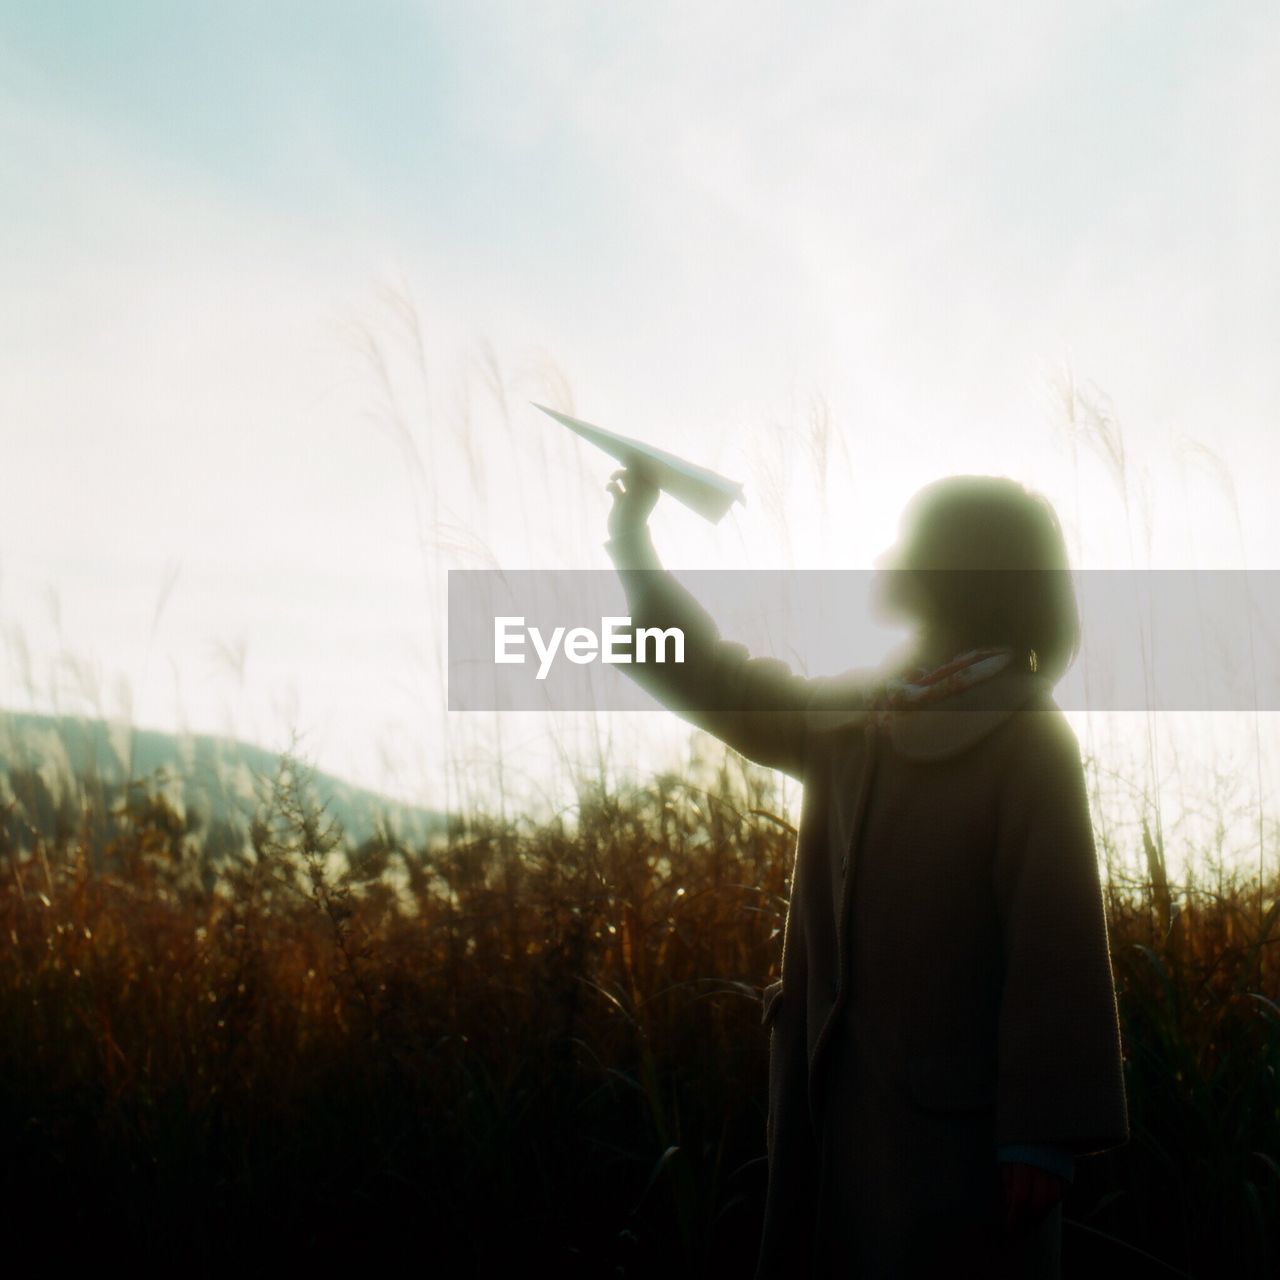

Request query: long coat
[{"left": 606, "top": 531, "right": 1130, "bottom": 1278}]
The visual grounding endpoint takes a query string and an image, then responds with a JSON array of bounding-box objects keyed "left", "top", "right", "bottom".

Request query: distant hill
[{"left": 0, "top": 709, "right": 448, "bottom": 862}]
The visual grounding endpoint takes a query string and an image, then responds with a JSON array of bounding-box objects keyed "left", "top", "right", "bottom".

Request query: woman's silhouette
[{"left": 604, "top": 468, "right": 1129, "bottom": 1279}]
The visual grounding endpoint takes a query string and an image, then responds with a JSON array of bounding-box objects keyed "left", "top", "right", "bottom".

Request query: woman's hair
[{"left": 893, "top": 475, "right": 1081, "bottom": 683}]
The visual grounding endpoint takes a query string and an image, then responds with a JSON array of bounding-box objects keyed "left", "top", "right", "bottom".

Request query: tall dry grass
[{"left": 1, "top": 733, "right": 1276, "bottom": 1276}]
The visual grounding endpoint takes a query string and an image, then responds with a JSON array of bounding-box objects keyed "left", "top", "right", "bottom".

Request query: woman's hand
[
  {"left": 1000, "top": 1161, "right": 1069, "bottom": 1234},
  {"left": 606, "top": 465, "right": 660, "bottom": 542}
]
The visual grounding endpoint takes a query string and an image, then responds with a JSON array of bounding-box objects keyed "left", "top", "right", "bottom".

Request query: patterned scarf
[{"left": 868, "top": 645, "right": 1016, "bottom": 729}]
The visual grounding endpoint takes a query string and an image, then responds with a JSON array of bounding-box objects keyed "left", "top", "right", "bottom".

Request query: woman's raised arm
[{"left": 604, "top": 466, "right": 835, "bottom": 779}]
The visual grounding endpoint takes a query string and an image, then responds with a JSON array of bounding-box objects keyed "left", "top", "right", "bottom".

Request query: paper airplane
[{"left": 531, "top": 402, "right": 744, "bottom": 523}]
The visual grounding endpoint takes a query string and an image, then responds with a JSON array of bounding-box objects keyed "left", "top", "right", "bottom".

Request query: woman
[{"left": 603, "top": 468, "right": 1129, "bottom": 1279}]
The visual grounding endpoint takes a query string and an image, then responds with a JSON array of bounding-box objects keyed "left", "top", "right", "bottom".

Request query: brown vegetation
[{"left": 1, "top": 735, "right": 1277, "bottom": 1277}]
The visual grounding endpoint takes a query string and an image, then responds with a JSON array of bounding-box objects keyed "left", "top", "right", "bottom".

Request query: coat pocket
[
  {"left": 907, "top": 1049, "right": 999, "bottom": 1113},
  {"left": 761, "top": 979, "right": 785, "bottom": 1028}
]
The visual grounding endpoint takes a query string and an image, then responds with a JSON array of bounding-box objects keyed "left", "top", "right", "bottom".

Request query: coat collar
[{"left": 805, "top": 669, "right": 1055, "bottom": 760}]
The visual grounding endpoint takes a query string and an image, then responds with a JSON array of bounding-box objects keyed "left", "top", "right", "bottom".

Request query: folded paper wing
[{"left": 531, "top": 402, "right": 744, "bottom": 523}]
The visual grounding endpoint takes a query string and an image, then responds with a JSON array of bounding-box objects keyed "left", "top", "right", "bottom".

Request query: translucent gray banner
[{"left": 448, "top": 570, "right": 1280, "bottom": 712}]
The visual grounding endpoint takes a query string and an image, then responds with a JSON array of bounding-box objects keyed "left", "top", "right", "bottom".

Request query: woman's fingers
[
  {"left": 622, "top": 465, "right": 661, "bottom": 514},
  {"left": 606, "top": 468, "right": 633, "bottom": 502},
  {"left": 606, "top": 465, "right": 657, "bottom": 503},
  {"left": 606, "top": 465, "right": 660, "bottom": 540}
]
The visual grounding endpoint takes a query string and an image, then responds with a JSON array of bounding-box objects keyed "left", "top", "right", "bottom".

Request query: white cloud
[{"left": 2, "top": 4, "right": 1278, "bottom": 815}]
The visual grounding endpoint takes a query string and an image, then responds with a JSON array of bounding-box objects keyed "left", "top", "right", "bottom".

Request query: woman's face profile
[
  {"left": 871, "top": 538, "right": 919, "bottom": 626},
  {"left": 871, "top": 498, "right": 930, "bottom": 627}
]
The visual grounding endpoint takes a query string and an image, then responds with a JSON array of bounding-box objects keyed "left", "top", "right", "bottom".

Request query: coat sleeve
[
  {"left": 992, "top": 706, "right": 1130, "bottom": 1156},
  {"left": 604, "top": 526, "right": 849, "bottom": 780}
]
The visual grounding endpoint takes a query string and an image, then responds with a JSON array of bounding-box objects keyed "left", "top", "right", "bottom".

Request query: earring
[{"left": 1028, "top": 648, "right": 1039, "bottom": 673}]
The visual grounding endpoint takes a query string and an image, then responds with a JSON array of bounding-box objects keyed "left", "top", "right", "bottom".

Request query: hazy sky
[{"left": 3, "top": 2, "right": 1278, "bottom": 844}]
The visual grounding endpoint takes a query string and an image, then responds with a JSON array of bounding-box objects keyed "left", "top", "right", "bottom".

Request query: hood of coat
[{"left": 805, "top": 669, "right": 1056, "bottom": 760}]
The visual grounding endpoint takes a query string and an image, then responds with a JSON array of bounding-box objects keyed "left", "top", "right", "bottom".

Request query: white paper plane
[{"left": 531, "top": 402, "right": 744, "bottom": 523}]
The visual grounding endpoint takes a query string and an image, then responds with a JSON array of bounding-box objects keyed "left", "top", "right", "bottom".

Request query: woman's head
[{"left": 874, "top": 475, "right": 1081, "bottom": 683}]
